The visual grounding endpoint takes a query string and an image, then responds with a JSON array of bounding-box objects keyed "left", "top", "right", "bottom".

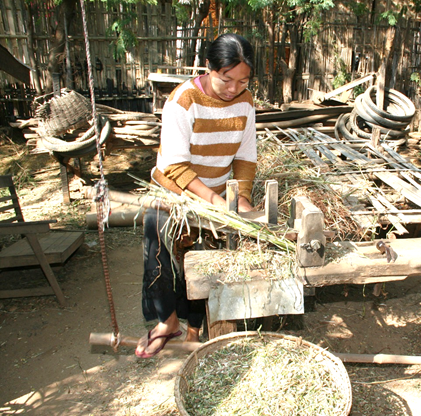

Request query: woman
[{"left": 136, "top": 33, "right": 257, "bottom": 358}]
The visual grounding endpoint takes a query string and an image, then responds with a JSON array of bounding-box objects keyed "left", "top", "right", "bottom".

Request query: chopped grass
[{"left": 183, "top": 337, "right": 349, "bottom": 416}]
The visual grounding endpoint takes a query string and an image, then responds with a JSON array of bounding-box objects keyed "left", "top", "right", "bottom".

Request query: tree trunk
[
  {"left": 280, "top": 23, "right": 299, "bottom": 103},
  {"left": 45, "top": 0, "right": 76, "bottom": 92},
  {"left": 264, "top": 6, "right": 275, "bottom": 103},
  {"left": 24, "top": 2, "right": 42, "bottom": 94},
  {"left": 188, "top": 0, "right": 210, "bottom": 67}
]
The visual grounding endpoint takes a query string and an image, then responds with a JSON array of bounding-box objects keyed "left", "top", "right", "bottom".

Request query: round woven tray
[
  {"left": 36, "top": 89, "right": 92, "bottom": 137},
  {"left": 175, "top": 331, "right": 352, "bottom": 416}
]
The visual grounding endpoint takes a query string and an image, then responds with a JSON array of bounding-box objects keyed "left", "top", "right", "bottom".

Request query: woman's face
[{"left": 207, "top": 61, "right": 251, "bottom": 102}]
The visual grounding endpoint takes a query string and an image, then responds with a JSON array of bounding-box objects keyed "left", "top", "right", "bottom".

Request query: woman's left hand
[{"left": 238, "top": 196, "right": 255, "bottom": 213}]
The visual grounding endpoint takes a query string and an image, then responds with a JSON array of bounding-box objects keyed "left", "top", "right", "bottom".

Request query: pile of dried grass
[
  {"left": 253, "top": 132, "right": 364, "bottom": 240},
  {"left": 195, "top": 240, "right": 294, "bottom": 283}
]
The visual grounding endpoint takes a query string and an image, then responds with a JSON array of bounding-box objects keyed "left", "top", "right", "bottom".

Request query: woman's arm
[
  {"left": 186, "top": 178, "right": 253, "bottom": 212},
  {"left": 186, "top": 178, "right": 226, "bottom": 209}
]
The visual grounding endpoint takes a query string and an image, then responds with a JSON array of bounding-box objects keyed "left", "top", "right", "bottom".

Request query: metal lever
[{"left": 376, "top": 240, "right": 398, "bottom": 263}]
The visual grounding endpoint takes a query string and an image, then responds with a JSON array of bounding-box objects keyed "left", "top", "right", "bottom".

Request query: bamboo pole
[{"left": 334, "top": 352, "right": 421, "bottom": 365}]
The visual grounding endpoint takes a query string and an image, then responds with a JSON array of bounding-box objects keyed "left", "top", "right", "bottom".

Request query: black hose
[
  {"left": 41, "top": 115, "right": 111, "bottom": 156},
  {"left": 335, "top": 86, "right": 414, "bottom": 142},
  {"left": 53, "top": 119, "right": 111, "bottom": 158},
  {"left": 362, "top": 85, "right": 415, "bottom": 122},
  {"left": 349, "top": 110, "right": 405, "bottom": 139},
  {"left": 356, "top": 94, "right": 409, "bottom": 130}
]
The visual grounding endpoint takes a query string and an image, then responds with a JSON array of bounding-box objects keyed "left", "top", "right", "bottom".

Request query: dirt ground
[{"left": 0, "top": 135, "right": 421, "bottom": 415}]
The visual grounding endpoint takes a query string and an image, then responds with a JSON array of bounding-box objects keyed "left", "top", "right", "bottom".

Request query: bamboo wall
[{"left": 1, "top": 0, "right": 421, "bottom": 121}]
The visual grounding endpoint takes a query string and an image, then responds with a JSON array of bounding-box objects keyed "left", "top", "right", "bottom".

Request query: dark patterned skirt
[{"left": 142, "top": 208, "right": 205, "bottom": 329}]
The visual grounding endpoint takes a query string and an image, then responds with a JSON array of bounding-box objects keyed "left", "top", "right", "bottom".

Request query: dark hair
[{"left": 206, "top": 33, "right": 254, "bottom": 78}]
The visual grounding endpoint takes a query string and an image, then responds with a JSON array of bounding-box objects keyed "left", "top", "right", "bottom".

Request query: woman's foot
[
  {"left": 135, "top": 312, "right": 180, "bottom": 358},
  {"left": 185, "top": 324, "right": 201, "bottom": 343}
]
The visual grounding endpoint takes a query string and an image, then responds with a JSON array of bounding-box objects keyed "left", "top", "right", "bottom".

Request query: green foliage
[
  {"left": 106, "top": 9, "right": 139, "bottom": 60},
  {"left": 288, "top": 0, "right": 335, "bottom": 40},
  {"left": 288, "top": 0, "right": 334, "bottom": 13},
  {"left": 353, "top": 84, "right": 364, "bottom": 97},
  {"left": 100, "top": 0, "right": 157, "bottom": 5},
  {"left": 411, "top": 72, "right": 421, "bottom": 87},
  {"left": 332, "top": 58, "right": 350, "bottom": 90},
  {"left": 247, "top": 0, "right": 274, "bottom": 10},
  {"left": 378, "top": 6, "right": 407, "bottom": 26},
  {"left": 173, "top": 0, "right": 191, "bottom": 23},
  {"left": 347, "top": 1, "right": 369, "bottom": 17},
  {"left": 221, "top": 0, "right": 335, "bottom": 41},
  {"left": 222, "top": 0, "right": 255, "bottom": 14},
  {"left": 411, "top": 0, "right": 421, "bottom": 13},
  {"left": 332, "top": 70, "right": 351, "bottom": 90}
]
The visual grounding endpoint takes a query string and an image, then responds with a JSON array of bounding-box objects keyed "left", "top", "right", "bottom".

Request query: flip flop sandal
[{"left": 135, "top": 330, "right": 182, "bottom": 358}]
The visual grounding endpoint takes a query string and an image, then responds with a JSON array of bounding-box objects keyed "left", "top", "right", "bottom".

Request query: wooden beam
[
  {"left": 185, "top": 238, "right": 421, "bottom": 296},
  {"left": 298, "top": 238, "right": 421, "bottom": 286},
  {"left": 312, "top": 72, "right": 376, "bottom": 104},
  {"left": 0, "top": 44, "right": 31, "bottom": 84}
]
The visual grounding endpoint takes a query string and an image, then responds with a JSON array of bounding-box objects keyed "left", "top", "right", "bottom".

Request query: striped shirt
[{"left": 152, "top": 78, "right": 257, "bottom": 202}]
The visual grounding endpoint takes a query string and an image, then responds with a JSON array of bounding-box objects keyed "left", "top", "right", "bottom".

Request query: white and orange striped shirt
[{"left": 152, "top": 79, "right": 257, "bottom": 202}]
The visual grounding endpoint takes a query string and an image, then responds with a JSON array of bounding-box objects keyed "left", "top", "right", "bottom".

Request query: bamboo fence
[{"left": 1, "top": 0, "right": 421, "bottom": 120}]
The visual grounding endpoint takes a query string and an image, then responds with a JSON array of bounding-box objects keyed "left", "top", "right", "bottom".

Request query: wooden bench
[{"left": 0, "top": 175, "right": 84, "bottom": 306}]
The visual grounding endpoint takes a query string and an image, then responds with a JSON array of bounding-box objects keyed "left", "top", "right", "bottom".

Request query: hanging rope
[{"left": 79, "top": 0, "right": 119, "bottom": 348}]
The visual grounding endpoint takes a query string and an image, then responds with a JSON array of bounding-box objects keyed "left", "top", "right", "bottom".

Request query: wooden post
[
  {"left": 51, "top": 78, "right": 72, "bottom": 205},
  {"left": 290, "top": 196, "right": 326, "bottom": 268},
  {"left": 265, "top": 179, "right": 278, "bottom": 225},
  {"left": 226, "top": 179, "right": 239, "bottom": 250},
  {"left": 377, "top": 26, "right": 395, "bottom": 109},
  {"left": 205, "top": 179, "right": 240, "bottom": 339},
  {"left": 370, "top": 127, "right": 382, "bottom": 157},
  {"left": 206, "top": 301, "right": 237, "bottom": 340},
  {"left": 59, "top": 160, "right": 71, "bottom": 205}
]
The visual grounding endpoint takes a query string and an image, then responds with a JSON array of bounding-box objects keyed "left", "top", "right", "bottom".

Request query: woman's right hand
[{"left": 186, "top": 178, "right": 227, "bottom": 208}]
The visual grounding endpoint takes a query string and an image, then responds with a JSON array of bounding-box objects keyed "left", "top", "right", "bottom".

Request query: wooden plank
[
  {"left": 374, "top": 172, "right": 421, "bottom": 207},
  {"left": 400, "top": 172, "right": 421, "bottom": 191},
  {"left": 381, "top": 143, "right": 421, "bottom": 172},
  {"left": 0, "top": 232, "right": 84, "bottom": 267},
  {"left": 313, "top": 72, "right": 375, "bottom": 102},
  {"left": 185, "top": 238, "right": 421, "bottom": 297},
  {"left": 278, "top": 128, "right": 329, "bottom": 168},
  {"left": 367, "top": 195, "right": 408, "bottom": 235},
  {"left": 206, "top": 302, "right": 237, "bottom": 340},
  {"left": 308, "top": 128, "right": 373, "bottom": 164},
  {"left": 0, "top": 287, "right": 54, "bottom": 299},
  {"left": 298, "top": 238, "right": 421, "bottom": 286},
  {"left": 24, "top": 233, "right": 66, "bottom": 306},
  {"left": 290, "top": 196, "right": 326, "bottom": 267},
  {"left": 207, "top": 277, "right": 304, "bottom": 323},
  {"left": 0, "top": 221, "right": 52, "bottom": 234}
]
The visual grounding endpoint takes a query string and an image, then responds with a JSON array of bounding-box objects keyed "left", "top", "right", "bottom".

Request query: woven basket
[
  {"left": 175, "top": 331, "right": 352, "bottom": 416},
  {"left": 36, "top": 89, "right": 92, "bottom": 137}
]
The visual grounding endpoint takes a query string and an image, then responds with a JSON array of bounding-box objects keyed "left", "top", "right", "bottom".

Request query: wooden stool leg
[
  {"left": 60, "top": 162, "right": 71, "bottom": 205},
  {"left": 206, "top": 301, "right": 237, "bottom": 340},
  {"left": 26, "top": 234, "right": 66, "bottom": 306}
]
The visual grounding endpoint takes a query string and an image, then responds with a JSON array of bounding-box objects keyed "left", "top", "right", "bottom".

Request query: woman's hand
[
  {"left": 186, "top": 178, "right": 226, "bottom": 208},
  {"left": 186, "top": 179, "right": 254, "bottom": 212},
  {"left": 238, "top": 196, "right": 254, "bottom": 213}
]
